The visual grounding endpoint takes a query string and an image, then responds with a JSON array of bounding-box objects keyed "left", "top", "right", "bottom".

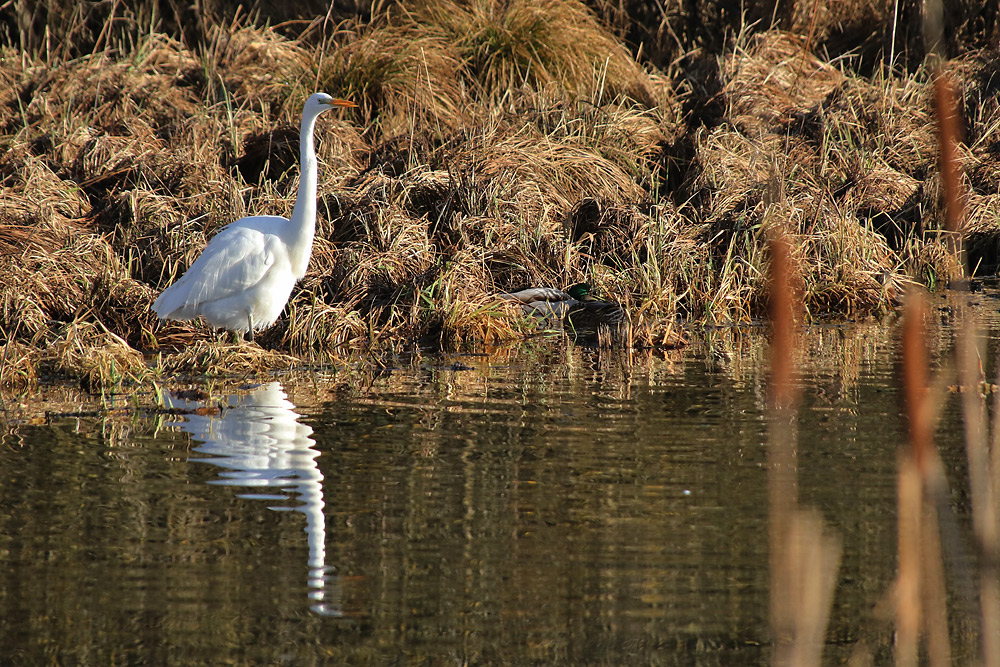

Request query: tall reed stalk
[
  {"left": 897, "top": 292, "right": 953, "bottom": 666},
  {"left": 890, "top": 54, "right": 998, "bottom": 666},
  {"left": 767, "top": 235, "right": 841, "bottom": 666},
  {"left": 934, "top": 58, "right": 1000, "bottom": 666}
]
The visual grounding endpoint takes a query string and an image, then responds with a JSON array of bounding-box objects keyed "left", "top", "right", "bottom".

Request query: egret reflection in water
[{"left": 163, "top": 382, "right": 339, "bottom": 616}]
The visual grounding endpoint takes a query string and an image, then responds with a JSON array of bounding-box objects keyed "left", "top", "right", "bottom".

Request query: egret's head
[{"left": 308, "top": 92, "right": 357, "bottom": 114}]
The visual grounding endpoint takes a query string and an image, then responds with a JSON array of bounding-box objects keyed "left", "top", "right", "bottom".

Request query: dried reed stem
[
  {"left": 768, "top": 236, "right": 841, "bottom": 666},
  {"left": 959, "top": 320, "right": 1000, "bottom": 667},
  {"left": 902, "top": 294, "right": 931, "bottom": 475},
  {"left": 768, "top": 237, "right": 798, "bottom": 412},
  {"left": 769, "top": 237, "right": 800, "bottom": 656},
  {"left": 933, "top": 73, "right": 965, "bottom": 279},
  {"left": 935, "top": 56, "right": 1000, "bottom": 664},
  {"left": 898, "top": 292, "right": 955, "bottom": 666},
  {"left": 922, "top": 499, "right": 953, "bottom": 666},
  {"left": 896, "top": 449, "right": 921, "bottom": 667}
]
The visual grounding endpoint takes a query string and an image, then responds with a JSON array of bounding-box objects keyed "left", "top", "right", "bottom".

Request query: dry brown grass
[
  {"left": 155, "top": 340, "right": 305, "bottom": 377},
  {"left": 315, "top": 21, "right": 468, "bottom": 138},
  {"left": 2, "top": 2, "right": 1000, "bottom": 387},
  {"left": 0, "top": 340, "right": 38, "bottom": 391},
  {"left": 678, "top": 30, "right": 1000, "bottom": 318},
  {"left": 414, "top": 0, "right": 653, "bottom": 102},
  {"left": 34, "top": 320, "right": 151, "bottom": 392}
]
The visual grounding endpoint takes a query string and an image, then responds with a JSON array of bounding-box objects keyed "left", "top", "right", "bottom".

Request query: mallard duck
[{"left": 499, "top": 283, "right": 625, "bottom": 331}]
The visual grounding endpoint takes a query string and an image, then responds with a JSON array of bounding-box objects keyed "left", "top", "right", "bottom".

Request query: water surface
[{"left": 2, "top": 294, "right": 996, "bottom": 665}]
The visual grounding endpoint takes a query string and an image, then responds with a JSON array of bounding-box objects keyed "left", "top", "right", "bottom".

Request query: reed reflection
[{"left": 164, "top": 382, "right": 338, "bottom": 616}]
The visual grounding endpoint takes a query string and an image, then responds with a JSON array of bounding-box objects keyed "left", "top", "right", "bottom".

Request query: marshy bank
[{"left": 2, "top": 0, "right": 1000, "bottom": 388}]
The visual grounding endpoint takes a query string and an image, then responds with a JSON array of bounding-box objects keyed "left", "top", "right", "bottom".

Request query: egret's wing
[
  {"left": 181, "top": 227, "right": 276, "bottom": 306},
  {"left": 155, "top": 225, "right": 276, "bottom": 317}
]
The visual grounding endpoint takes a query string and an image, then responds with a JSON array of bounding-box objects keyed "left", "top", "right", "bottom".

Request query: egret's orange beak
[{"left": 326, "top": 98, "right": 357, "bottom": 108}]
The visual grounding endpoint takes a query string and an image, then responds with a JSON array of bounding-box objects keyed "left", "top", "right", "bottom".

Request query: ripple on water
[{"left": 0, "top": 312, "right": 988, "bottom": 664}]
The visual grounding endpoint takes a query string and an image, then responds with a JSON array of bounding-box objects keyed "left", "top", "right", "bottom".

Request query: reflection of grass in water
[{"left": 2, "top": 1, "right": 1000, "bottom": 387}]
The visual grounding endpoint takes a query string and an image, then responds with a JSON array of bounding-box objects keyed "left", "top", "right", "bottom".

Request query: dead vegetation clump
[
  {"left": 459, "top": 126, "right": 646, "bottom": 225},
  {"left": 33, "top": 321, "right": 152, "bottom": 392},
  {"left": 724, "top": 32, "right": 845, "bottom": 127},
  {"left": 0, "top": 229, "right": 112, "bottom": 337},
  {"left": 680, "top": 30, "right": 1000, "bottom": 317},
  {"left": 316, "top": 21, "right": 468, "bottom": 139},
  {"left": 0, "top": 147, "right": 90, "bottom": 227},
  {"left": 810, "top": 74, "right": 936, "bottom": 179},
  {"left": 414, "top": 0, "right": 653, "bottom": 104},
  {"left": 0, "top": 339, "right": 38, "bottom": 391},
  {"left": 156, "top": 340, "right": 305, "bottom": 377},
  {"left": 951, "top": 50, "right": 1000, "bottom": 155},
  {"left": 203, "top": 20, "right": 314, "bottom": 109}
]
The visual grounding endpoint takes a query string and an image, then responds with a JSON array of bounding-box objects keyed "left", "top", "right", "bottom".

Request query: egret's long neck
[{"left": 288, "top": 109, "right": 321, "bottom": 278}]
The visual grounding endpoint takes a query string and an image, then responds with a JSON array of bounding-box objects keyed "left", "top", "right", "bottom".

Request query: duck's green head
[{"left": 566, "top": 283, "right": 592, "bottom": 300}]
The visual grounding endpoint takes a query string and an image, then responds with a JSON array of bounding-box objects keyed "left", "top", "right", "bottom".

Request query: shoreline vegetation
[{"left": 2, "top": 0, "right": 1000, "bottom": 388}]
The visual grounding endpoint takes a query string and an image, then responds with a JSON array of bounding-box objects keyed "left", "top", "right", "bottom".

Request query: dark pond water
[{"left": 2, "top": 291, "right": 998, "bottom": 665}]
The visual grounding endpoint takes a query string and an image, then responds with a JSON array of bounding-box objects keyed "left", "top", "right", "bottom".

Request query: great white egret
[{"left": 153, "top": 92, "right": 357, "bottom": 341}]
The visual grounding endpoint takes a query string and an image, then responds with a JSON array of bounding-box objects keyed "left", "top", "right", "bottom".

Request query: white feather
[{"left": 151, "top": 93, "right": 356, "bottom": 337}]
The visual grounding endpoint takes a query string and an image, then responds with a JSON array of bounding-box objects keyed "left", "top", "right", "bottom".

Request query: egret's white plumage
[{"left": 153, "top": 92, "right": 356, "bottom": 339}]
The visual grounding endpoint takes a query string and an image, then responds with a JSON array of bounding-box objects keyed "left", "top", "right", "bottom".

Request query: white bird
[{"left": 153, "top": 92, "right": 357, "bottom": 341}]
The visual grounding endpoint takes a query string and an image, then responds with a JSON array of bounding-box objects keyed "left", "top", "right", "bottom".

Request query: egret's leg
[{"left": 245, "top": 312, "right": 254, "bottom": 342}]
